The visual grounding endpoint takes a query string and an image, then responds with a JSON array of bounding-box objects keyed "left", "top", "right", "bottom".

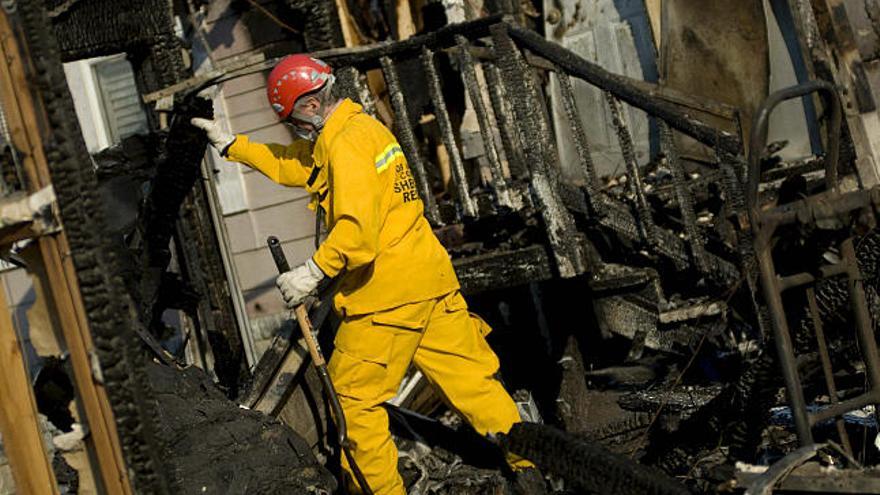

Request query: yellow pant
[{"left": 328, "top": 290, "right": 526, "bottom": 495}]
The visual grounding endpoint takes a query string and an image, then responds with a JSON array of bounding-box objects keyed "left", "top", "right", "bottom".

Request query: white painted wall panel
[
  {"left": 544, "top": 0, "right": 656, "bottom": 180},
  {"left": 765, "top": 0, "right": 816, "bottom": 160}
]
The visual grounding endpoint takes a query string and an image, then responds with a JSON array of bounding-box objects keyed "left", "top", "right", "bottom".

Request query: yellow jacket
[{"left": 227, "top": 98, "right": 460, "bottom": 316}]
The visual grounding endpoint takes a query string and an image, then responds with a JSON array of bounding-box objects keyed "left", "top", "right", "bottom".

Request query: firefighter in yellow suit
[{"left": 192, "top": 54, "right": 536, "bottom": 495}]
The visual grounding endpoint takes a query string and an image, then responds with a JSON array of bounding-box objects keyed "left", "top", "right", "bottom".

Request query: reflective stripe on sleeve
[{"left": 374, "top": 143, "right": 404, "bottom": 173}]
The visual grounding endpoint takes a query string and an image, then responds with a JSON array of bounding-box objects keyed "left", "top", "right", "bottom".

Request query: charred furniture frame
[
  {"left": 310, "top": 18, "right": 751, "bottom": 293},
  {"left": 747, "top": 80, "right": 880, "bottom": 451}
]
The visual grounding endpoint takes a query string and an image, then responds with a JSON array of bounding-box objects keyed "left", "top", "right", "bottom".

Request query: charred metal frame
[{"left": 747, "top": 80, "right": 880, "bottom": 449}]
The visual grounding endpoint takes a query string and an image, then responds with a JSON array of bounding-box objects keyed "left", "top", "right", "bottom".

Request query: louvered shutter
[{"left": 93, "top": 56, "right": 148, "bottom": 142}]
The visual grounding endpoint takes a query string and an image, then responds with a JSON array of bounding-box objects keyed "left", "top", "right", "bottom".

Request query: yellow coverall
[{"left": 227, "top": 98, "right": 527, "bottom": 494}]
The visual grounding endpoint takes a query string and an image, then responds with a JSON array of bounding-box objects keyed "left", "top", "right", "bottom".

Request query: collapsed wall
[{"left": 47, "top": 0, "right": 250, "bottom": 397}]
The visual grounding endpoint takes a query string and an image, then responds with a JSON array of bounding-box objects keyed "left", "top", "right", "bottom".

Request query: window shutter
[{"left": 93, "top": 56, "right": 148, "bottom": 142}]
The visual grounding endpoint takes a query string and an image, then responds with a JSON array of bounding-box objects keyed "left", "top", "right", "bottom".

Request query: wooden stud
[
  {"left": 396, "top": 0, "right": 417, "bottom": 40},
  {"left": 644, "top": 0, "right": 662, "bottom": 52},
  {"left": 0, "top": 288, "right": 59, "bottom": 495},
  {"left": 334, "top": 0, "right": 359, "bottom": 47}
]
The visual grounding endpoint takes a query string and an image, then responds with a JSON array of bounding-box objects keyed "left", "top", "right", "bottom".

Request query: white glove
[
  {"left": 190, "top": 117, "right": 236, "bottom": 155},
  {"left": 276, "top": 259, "right": 325, "bottom": 309}
]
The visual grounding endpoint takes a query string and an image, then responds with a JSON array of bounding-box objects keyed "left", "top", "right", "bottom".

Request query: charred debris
[{"left": 1, "top": 0, "right": 880, "bottom": 493}]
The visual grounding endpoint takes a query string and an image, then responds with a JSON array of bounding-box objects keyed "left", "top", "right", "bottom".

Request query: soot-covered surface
[{"left": 145, "top": 362, "right": 336, "bottom": 494}]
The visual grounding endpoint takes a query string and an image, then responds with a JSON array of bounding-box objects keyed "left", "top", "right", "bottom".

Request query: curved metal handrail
[{"left": 747, "top": 80, "right": 842, "bottom": 215}]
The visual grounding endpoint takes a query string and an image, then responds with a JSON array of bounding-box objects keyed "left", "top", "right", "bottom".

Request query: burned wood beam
[
  {"left": 280, "top": 0, "right": 344, "bottom": 51},
  {"left": 525, "top": 50, "right": 740, "bottom": 123},
  {"left": 504, "top": 23, "right": 743, "bottom": 156},
  {"left": 556, "top": 72, "right": 601, "bottom": 211},
  {"left": 380, "top": 56, "right": 441, "bottom": 225},
  {"left": 6, "top": 1, "right": 167, "bottom": 490},
  {"left": 334, "top": 66, "right": 379, "bottom": 119},
  {"left": 132, "top": 97, "right": 211, "bottom": 328},
  {"left": 491, "top": 24, "right": 587, "bottom": 278},
  {"left": 455, "top": 35, "right": 513, "bottom": 208},
  {"left": 715, "top": 151, "right": 769, "bottom": 339},
  {"left": 453, "top": 245, "right": 554, "bottom": 295},
  {"left": 319, "top": 15, "right": 504, "bottom": 70},
  {"left": 605, "top": 93, "right": 655, "bottom": 246},
  {"left": 500, "top": 422, "right": 690, "bottom": 495},
  {"left": 660, "top": 122, "right": 709, "bottom": 273},
  {"left": 421, "top": 46, "right": 476, "bottom": 218},
  {"left": 49, "top": 0, "right": 179, "bottom": 62},
  {"left": 483, "top": 63, "right": 527, "bottom": 179}
]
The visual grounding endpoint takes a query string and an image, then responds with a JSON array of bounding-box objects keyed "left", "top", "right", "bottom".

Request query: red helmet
[{"left": 266, "top": 54, "right": 333, "bottom": 120}]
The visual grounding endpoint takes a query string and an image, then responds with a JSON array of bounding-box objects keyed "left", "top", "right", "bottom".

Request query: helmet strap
[
  {"left": 287, "top": 74, "right": 336, "bottom": 142},
  {"left": 287, "top": 111, "right": 324, "bottom": 141},
  {"left": 288, "top": 75, "right": 337, "bottom": 142}
]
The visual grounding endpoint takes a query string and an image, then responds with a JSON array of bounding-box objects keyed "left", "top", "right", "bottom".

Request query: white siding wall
[{"left": 202, "top": 1, "right": 318, "bottom": 357}]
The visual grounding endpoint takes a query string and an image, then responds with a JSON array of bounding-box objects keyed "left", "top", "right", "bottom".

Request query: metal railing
[{"left": 747, "top": 80, "right": 880, "bottom": 452}]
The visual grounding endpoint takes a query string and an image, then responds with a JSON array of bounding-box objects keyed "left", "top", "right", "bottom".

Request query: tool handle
[
  {"left": 316, "top": 366, "right": 346, "bottom": 441},
  {"left": 267, "top": 236, "right": 291, "bottom": 272},
  {"left": 267, "top": 236, "right": 326, "bottom": 366},
  {"left": 294, "top": 306, "right": 326, "bottom": 367}
]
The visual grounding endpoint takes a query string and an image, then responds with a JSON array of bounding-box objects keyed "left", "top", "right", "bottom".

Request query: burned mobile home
[{"left": 1, "top": 0, "right": 880, "bottom": 493}]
